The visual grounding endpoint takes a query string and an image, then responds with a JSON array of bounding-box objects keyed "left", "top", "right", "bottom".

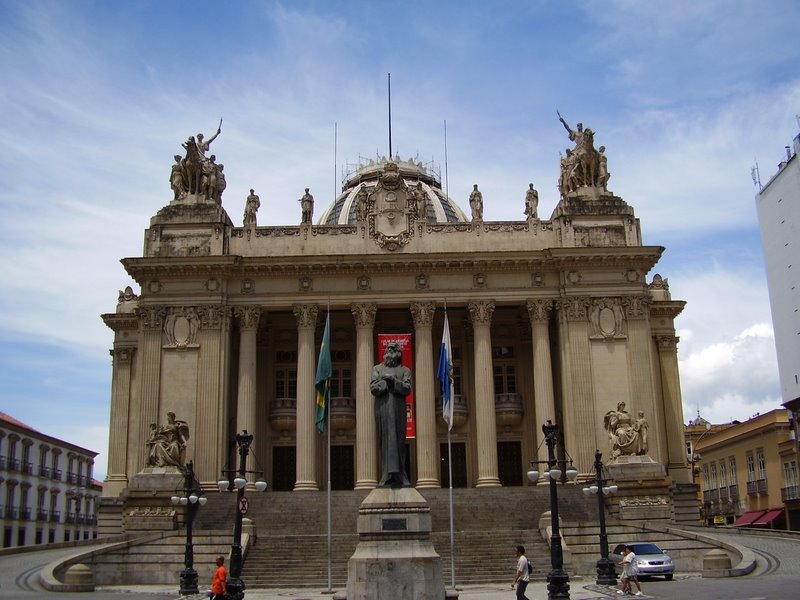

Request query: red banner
[{"left": 377, "top": 333, "right": 415, "bottom": 439}]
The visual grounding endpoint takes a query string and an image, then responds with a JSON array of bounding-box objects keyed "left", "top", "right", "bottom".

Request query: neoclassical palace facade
[{"left": 102, "top": 134, "right": 690, "bottom": 513}]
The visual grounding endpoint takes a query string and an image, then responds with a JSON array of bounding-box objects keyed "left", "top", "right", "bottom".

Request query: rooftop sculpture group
[
  {"left": 170, "top": 119, "right": 226, "bottom": 204},
  {"left": 558, "top": 111, "right": 610, "bottom": 197}
]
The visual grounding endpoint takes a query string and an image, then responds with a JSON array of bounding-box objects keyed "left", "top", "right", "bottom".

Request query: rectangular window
[
  {"left": 756, "top": 448, "right": 767, "bottom": 480},
  {"left": 274, "top": 369, "right": 297, "bottom": 399},
  {"left": 493, "top": 365, "right": 516, "bottom": 394},
  {"left": 702, "top": 464, "right": 710, "bottom": 490},
  {"left": 453, "top": 365, "right": 462, "bottom": 396},
  {"left": 710, "top": 463, "right": 718, "bottom": 489},
  {"left": 719, "top": 461, "right": 728, "bottom": 487},
  {"left": 729, "top": 457, "right": 738, "bottom": 484},
  {"left": 746, "top": 452, "right": 755, "bottom": 482}
]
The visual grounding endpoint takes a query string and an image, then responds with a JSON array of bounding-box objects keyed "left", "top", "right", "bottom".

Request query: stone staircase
[{"left": 194, "top": 485, "right": 594, "bottom": 588}]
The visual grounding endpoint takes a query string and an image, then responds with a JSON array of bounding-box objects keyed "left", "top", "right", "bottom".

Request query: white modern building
[
  {"left": 0, "top": 411, "right": 100, "bottom": 548},
  {"left": 756, "top": 129, "right": 800, "bottom": 406}
]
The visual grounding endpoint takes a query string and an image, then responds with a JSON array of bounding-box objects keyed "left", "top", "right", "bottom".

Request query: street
[{"left": 0, "top": 530, "right": 798, "bottom": 599}]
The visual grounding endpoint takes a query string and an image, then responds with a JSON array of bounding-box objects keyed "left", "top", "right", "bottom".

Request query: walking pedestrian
[{"left": 511, "top": 544, "right": 531, "bottom": 600}]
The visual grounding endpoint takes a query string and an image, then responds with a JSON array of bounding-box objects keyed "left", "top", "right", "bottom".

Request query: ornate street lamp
[
  {"left": 217, "top": 431, "right": 267, "bottom": 600},
  {"left": 581, "top": 449, "right": 618, "bottom": 586},
  {"left": 527, "top": 420, "right": 576, "bottom": 600},
  {"left": 170, "top": 460, "right": 207, "bottom": 596}
]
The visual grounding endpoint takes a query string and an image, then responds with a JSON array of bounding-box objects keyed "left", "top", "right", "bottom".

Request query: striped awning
[
  {"left": 752, "top": 509, "right": 784, "bottom": 526},
  {"left": 732, "top": 510, "right": 766, "bottom": 527}
]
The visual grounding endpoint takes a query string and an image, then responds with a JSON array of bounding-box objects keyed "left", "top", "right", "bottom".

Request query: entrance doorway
[
  {"left": 330, "top": 445, "right": 355, "bottom": 490},
  {"left": 497, "top": 441, "right": 523, "bottom": 486},
  {"left": 272, "top": 446, "right": 296, "bottom": 491},
  {"left": 440, "top": 442, "right": 467, "bottom": 488}
]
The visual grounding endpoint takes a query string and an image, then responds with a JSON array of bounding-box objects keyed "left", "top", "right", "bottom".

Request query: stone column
[
  {"left": 195, "top": 306, "right": 230, "bottom": 486},
  {"left": 105, "top": 346, "right": 134, "bottom": 496},
  {"left": 352, "top": 303, "right": 378, "bottom": 489},
  {"left": 137, "top": 306, "right": 165, "bottom": 472},
  {"left": 526, "top": 299, "right": 556, "bottom": 467},
  {"left": 234, "top": 306, "right": 261, "bottom": 456},
  {"left": 657, "top": 335, "right": 690, "bottom": 482},
  {"left": 557, "top": 297, "right": 595, "bottom": 473},
  {"left": 411, "top": 301, "right": 439, "bottom": 488},
  {"left": 293, "top": 304, "right": 319, "bottom": 491},
  {"left": 468, "top": 300, "right": 500, "bottom": 487}
]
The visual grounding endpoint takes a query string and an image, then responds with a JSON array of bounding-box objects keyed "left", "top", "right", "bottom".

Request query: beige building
[
  {"left": 101, "top": 125, "right": 694, "bottom": 528},
  {"left": 693, "top": 409, "right": 794, "bottom": 528},
  {"left": 0, "top": 411, "right": 100, "bottom": 547}
]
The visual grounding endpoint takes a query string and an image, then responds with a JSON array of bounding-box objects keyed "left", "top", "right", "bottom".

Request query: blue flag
[
  {"left": 315, "top": 312, "right": 332, "bottom": 433},
  {"left": 437, "top": 312, "right": 454, "bottom": 431}
]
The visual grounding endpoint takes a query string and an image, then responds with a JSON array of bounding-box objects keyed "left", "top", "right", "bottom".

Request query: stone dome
[{"left": 318, "top": 155, "right": 468, "bottom": 225}]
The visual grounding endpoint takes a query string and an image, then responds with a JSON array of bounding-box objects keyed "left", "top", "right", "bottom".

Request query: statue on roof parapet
[
  {"left": 244, "top": 189, "right": 260, "bottom": 226},
  {"left": 299, "top": 188, "right": 314, "bottom": 224},
  {"left": 469, "top": 184, "right": 483, "bottom": 222},
  {"left": 524, "top": 183, "right": 539, "bottom": 219},
  {"left": 557, "top": 111, "right": 610, "bottom": 196}
]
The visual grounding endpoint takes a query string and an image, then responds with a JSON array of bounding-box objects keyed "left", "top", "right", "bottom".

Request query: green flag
[{"left": 314, "top": 312, "right": 332, "bottom": 433}]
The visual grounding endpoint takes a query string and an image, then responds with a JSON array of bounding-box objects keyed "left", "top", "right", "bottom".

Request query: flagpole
[
  {"left": 326, "top": 299, "right": 333, "bottom": 594},
  {"left": 447, "top": 426, "right": 455, "bottom": 590}
]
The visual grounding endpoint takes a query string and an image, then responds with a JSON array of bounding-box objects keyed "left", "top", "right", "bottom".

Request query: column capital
[
  {"left": 234, "top": 306, "right": 261, "bottom": 330},
  {"left": 656, "top": 335, "right": 680, "bottom": 351},
  {"left": 622, "top": 295, "right": 651, "bottom": 320},
  {"left": 198, "top": 305, "right": 229, "bottom": 329},
  {"left": 292, "top": 303, "right": 319, "bottom": 329},
  {"left": 526, "top": 298, "right": 554, "bottom": 323},
  {"left": 467, "top": 299, "right": 496, "bottom": 325},
  {"left": 351, "top": 303, "right": 377, "bottom": 328},
  {"left": 410, "top": 301, "right": 436, "bottom": 328},
  {"left": 557, "top": 296, "right": 591, "bottom": 321},
  {"left": 110, "top": 347, "right": 134, "bottom": 364},
  {"left": 138, "top": 306, "right": 166, "bottom": 330}
]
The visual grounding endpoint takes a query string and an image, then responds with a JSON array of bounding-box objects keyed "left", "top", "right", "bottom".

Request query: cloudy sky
[{"left": 1, "top": 1, "right": 798, "bottom": 479}]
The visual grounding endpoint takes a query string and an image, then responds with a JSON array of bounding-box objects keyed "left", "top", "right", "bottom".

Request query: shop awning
[
  {"left": 732, "top": 510, "right": 766, "bottom": 526},
  {"left": 752, "top": 509, "right": 784, "bottom": 526}
]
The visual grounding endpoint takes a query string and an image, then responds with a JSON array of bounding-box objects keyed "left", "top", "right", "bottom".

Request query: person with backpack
[{"left": 511, "top": 544, "right": 531, "bottom": 600}]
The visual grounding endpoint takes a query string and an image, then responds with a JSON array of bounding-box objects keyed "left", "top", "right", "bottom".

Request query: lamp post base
[
  {"left": 226, "top": 576, "right": 245, "bottom": 600},
  {"left": 547, "top": 568, "right": 570, "bottom": 599},
  {"left": 596, "top": 557, "right": 618, "bottom": 586},
  {"left": 179, "top": 568, "right": 199, "bottom": 596}
]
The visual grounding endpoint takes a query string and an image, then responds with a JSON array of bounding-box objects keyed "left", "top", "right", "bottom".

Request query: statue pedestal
[
  {"left": 122, "top": 467, "right": 183, "bottom": 532},
  {"left": 605, "top": 456, "right": 672, "bottom": 521},
  {"left": 346, "top": 487, "right": 445, "bottom": 600}
]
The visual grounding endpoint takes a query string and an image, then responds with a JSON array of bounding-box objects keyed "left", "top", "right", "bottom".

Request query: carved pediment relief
[{"left": 368, "top": 162, "right": 413, "bottom": 251}]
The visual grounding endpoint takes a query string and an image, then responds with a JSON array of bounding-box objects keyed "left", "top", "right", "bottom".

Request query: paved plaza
[{"left": 1, "top": 529, "right": 799, "bottom": 600}]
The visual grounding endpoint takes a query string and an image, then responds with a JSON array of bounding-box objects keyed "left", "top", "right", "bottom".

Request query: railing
[
  {"left": 39, "top": 465, "right": 51, "bottom": 478},
  {"left": 21, "top": 461, "right": 33, "bottom": 475},
  {"left": 7, "top": 458, "right": 20, "bottom": 473},
  {"left": 37, "top": 509, "right": 49, "bottom": 521},
  {"left": 65, "top": 512, "right": 76, "bottom": 524},
  {"left": 729, "top": 484, "right": 739, "bottom": 501},
  {"left": 49, "top": 510, "right": 60, "bottom": 523},
  {"left": 718, "top": 487, "right": 730, "bottom": 500},
  {"left": 67, "top": 472, "right": 78, "bottom": 484},
  {"left": 746, "top": 480, "right": 758, "bottom": 495},
  {"left": 19, "top": 508, "right": 31, "bottom": 520},
  {"left": 76, "top": 514, "right": 86, "bottom": 525},
  {"left": 757, "top": 478, "right": 768, "bottom": 493},
  {"left": 52, "top": 469, "right": 62, "bottom": 481},
  {"left": 5, "top": 506, "right": 18, "bottom": 519},
  {"left": 0, "top": 456, "right": 5, "bottom": 470},
  {"left": 781, "top": 484, "right": 800, "bottom": 502},
  {"left": 85, "top": 515, "right": 97, "bottom": 526}
]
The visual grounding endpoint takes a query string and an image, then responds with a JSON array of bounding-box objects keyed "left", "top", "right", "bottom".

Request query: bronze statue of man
[{"left": 370, "top": 341, "right": 412, "bottom": 487}]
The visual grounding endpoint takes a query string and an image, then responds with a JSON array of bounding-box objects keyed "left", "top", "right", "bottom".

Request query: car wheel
[{"left": 665, "top": 574, "right": 673, "bottom": 581}]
